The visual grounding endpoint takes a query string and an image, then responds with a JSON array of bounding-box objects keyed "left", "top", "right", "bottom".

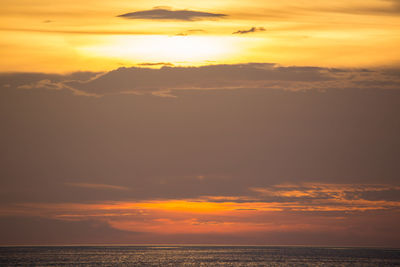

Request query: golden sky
[{"left": 1, "top": 0, "right": 400, "bottom": 72}]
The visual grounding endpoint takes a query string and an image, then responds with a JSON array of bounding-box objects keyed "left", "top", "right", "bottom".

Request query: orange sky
[{"left": 1, "top": 182, "right": 399, "bottom": 245}]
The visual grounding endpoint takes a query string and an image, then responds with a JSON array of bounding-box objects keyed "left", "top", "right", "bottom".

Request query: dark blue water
[{"left": 0, "top": 246, "right": 399, "bottom": 266}]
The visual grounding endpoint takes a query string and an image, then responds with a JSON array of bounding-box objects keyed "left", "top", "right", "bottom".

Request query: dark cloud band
[{"left": 117, "top": 8, "right": 227, "bottom": 21}]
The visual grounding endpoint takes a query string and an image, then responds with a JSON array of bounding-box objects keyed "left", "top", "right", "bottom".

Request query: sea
[{"left": 0, "top": 246, "right": 399, "bottom": 266}]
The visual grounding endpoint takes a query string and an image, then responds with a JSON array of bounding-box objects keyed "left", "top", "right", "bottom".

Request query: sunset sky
[{"left": 0, "top": 0, "right": 400, "bottom": 246}]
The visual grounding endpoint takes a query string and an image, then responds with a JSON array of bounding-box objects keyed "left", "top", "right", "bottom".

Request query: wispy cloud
[
  {"left": 117, "top": 7, "right": 227, "bottom": 21},
  {"left": 175, "top": 29, "right": 205, "bottom": 36},
  {"left": 137, "top": 62, "right": 174, "bottom": 67},
  {"left": 66, "top": 183, "right": 129, "bottom": 191},
  {"left": 250, "top": 183, "right": 400, "bottom": 212},
  {"left": 233, "top": 27, "right": 266, "bottom": 34}
]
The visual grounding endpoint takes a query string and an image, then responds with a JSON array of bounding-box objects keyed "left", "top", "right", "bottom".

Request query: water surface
[{"left": 1, "top": 246, "right": 399, "bottom": 266}]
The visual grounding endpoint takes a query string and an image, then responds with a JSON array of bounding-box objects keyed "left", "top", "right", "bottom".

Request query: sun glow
[{"left": 78, "top": 35, "right": 237, "bottom": 65}]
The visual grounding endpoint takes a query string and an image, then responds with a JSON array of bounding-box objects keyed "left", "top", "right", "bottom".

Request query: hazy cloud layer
[
  {"left": 9, "top": 64, "right": 400, "bottom": 98},
  {"left": 118, "top": 8, "right": 227, "bottom": 21},
  {"left": 1, "top": 63, "right": 399, "bottom": 245}
]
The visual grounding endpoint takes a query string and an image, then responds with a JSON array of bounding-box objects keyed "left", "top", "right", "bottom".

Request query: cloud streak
[
  {"left": 250, "top": 183, "right": 400, "bottom": 211},
  {"left": 66, "top": 183, "right": 129, "bottom": 191},
  {"left": 233, "top": 27, "right": 266, "bottom": 34}
]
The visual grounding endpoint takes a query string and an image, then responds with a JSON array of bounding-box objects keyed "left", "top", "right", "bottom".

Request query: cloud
[
  {"left": 3, "top": 183, "right": 400, "bottom": 219},
  {"left": 3, "top": 63, "right": 400, "bottom": 99},
  {"left": 117, "top": 7, "right": 227, "bottom": 21},
  {"left": 137, "top": 62, "right": 174, "bottom": 67},
  {"left": 1, "top": 72, "right": 399, "bottom": 204},
  {"left": 1, "top": 64, "right": 400, "bottom": 245},
  {"left": 233, "top": 27, "right": 266, "bottom": 34},
  {"left": 187, "top": 29, "right": 205, "bottom": 33},
  {"left": 66, "top": 183, "right": 129, "bottom": 191},
  {"left": 250, "top": 183, "right": 400, "bottom": 211},
  {"left": 61, "top": 64, "right": 335, "bottom": 96},
  {"left": 27, "top": 63, "right": 397, "bottom": 97},
  {"left": 0, "top": 71, "right": 99, "bottom": 89},
  {"left": 2, "top": 182, "right": 399, "bottom": 244},
  {"left": 18, "top": 79, "right": 64, "bottom": 90}
]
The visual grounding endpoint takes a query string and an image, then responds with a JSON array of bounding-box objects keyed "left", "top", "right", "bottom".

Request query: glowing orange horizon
[{"left": 2, "top": 183, "right": 398, "bottom": 235}]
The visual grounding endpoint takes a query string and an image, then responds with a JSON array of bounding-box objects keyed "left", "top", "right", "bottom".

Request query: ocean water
[{"left": 0, "top": 246, "right": 399, "bottom": 266}]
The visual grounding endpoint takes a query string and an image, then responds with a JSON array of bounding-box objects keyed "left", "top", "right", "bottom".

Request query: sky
[{"left": 0, "top": 0, "right": 400, "bottom": 246}]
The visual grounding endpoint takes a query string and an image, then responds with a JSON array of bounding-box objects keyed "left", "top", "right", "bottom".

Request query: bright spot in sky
[{"left": 78, "top": 35, "right": 238, "bottom": 64}]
